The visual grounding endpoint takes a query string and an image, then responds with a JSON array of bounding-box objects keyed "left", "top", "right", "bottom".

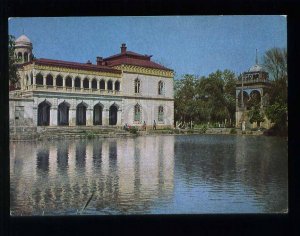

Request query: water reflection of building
[{"left": 10, "top": 136, "right": 174, "bottom": 215}]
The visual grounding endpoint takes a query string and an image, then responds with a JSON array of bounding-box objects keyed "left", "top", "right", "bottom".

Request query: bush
[
  {"left": 230, "top": 128, "right": 237, "bottom": 134},
  {"left": 200, "top": 125, "right": 207, "bottom": 133},
  {"left": 129, "top": 126, "right": 138, "bottom": 134}
]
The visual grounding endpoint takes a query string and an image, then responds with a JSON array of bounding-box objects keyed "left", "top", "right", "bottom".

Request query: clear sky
[{"left": 8, "top": 16, "right": 286, "bottom": 78}]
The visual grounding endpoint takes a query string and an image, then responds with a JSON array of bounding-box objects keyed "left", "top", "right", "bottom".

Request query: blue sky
[{"left": 9, "top": 16, "right": 286, "bottom": 78}]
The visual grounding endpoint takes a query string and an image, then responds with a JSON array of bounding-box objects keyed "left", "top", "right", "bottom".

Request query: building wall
[{"left": 10, "top": 66, "right": 174, "bottom": 129}]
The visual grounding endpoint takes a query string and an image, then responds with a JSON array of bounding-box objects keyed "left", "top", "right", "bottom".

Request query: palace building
[{"left": 9, "top": 34, "right": 174, "bottom": 133}]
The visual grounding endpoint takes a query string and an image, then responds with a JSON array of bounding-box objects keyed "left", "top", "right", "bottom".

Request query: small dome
[
  {"left": 248, "top": 64, "right": 264, "bottom": 72},
  {"left": 15, "top": 34, "right": 32, "bottom": 47},
  {"left": 16, "top": 34, "right": 31, "bottom": 43}
]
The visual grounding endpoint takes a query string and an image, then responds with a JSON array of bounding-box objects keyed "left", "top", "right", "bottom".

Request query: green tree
[
  {"left": 9, "top": 35, "right": 21, "bottom": 88},
  {"left": 249, "top": 105, "right": 265, "bottom": 127},
  {"left": 263, "top": 48, "right": 287, "bottom": 130}
]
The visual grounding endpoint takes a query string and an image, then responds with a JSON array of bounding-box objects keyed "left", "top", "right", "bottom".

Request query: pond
[{"left": 10, "top": 134, "right": 288, "bottom": 215}]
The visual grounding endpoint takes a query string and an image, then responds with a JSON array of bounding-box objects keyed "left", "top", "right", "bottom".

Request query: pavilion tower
[
  {"left": 14, "top": 34, "right": 33, "bottom": 63},
  {"left": 235, "top": 50, "right": 272, "bottom": 129}
]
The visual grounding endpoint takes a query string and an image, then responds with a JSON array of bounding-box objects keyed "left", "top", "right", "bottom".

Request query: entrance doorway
[{"left": 109, "top": 105, "right": 118, "bottom": 125}]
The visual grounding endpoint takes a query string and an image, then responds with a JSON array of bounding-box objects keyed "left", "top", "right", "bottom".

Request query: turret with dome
[
  {"left": 235, "top": 50, "right": 272, "bottom": 129},
  {"left": 14, "top": 34, "right": 33, "bottom": 63}
]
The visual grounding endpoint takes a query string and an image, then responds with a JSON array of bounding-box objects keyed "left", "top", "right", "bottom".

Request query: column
[
  {"left": 33, "top": 75, "right": 36, "bottom": 89},
  {"left": 86, "top": 108, "right": 93, "bottom": 126},
  {"left": 97, "top": 80, "right": 100, "bottom": 90},
  {"left": 53, "top": 77, "right": 56, "bottom": 89},
  {"left": 69, "top": 108, "right": 76, "bottom": 126},
  {"left": 112, "top": 81, "right": 115, "bottom": 92},
  {"left": 89, "top": 80, "right": 92, "bottom": 90},
  {"left": 103, "top": 109, "right": 109, "bottom": 125},
  {"left": 260, "top": 89, "right": 264, "bottom": 108},
  {"left": 80, "top": 79, "right": 83, "bottom": 92},
  {"left": 72, "top": 78, "right": 75, "bottom": 91},
  {"left": 63, "top": 77, "right": 66, "bottom": 90},
  {"left": 43, "top": 76, "right": 46, "bottom": 88},
  {"left": 117, "top": 109, "right": 122, "bottom": 126},
  {"left": 50, "top": 106, "right": 58, "bottom": 126}
]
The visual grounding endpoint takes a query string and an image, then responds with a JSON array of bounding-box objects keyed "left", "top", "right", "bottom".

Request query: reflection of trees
[
  {"left": 175, "top": 135, "right": 287, "bottom": 213},
  {"left": 235, "top": 136, "right": 288, "bottom": 212}
]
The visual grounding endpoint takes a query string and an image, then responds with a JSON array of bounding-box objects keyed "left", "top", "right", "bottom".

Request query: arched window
[
  {"left": 24, "top": 52, "right": 28, "bottom": 62},
  {"left": 36, "top": 73, "right": 43, "bottom": 85},
  {"left": 46, "top": 74, "right": 53, "bottom": 86},
  {"left": 100, "top": 80, "right": 105, "bottom": 90},
  {"left": 75, "top": 77, "right": 81, "bottom": 88},
  {"left": 38, "top": 101, "right": 51, "bottom": 126},
  {"left": 115, "top": 81, "right": 120, "bottom": 91},
  {"left": 56, "top": 75, "right": 63, "bottom": 87},
  {"left": 58, "top": 101, "right": 70, "bottom": 126},
  {"left": 76, "top": 102, "right": 87, "bottom": 125},
  {"left": 107, "top": 80, "right": 113, "bottom": 90},
  {"left": 158, "top": 81, "right": 164, "bottom": 95},
  {"left": 17, "top": 52, "right": 22, "bottom": 61},
  {"left": 134, "top": 104, "right": 141, "bottom": 122},
  {"left": 65, "top": 76, "right": 72, "bottom": 87},
  {"left": 134, "top": 78, "right": 140, "bottom": 94},
  {"left": 83, "top": 78, "right": 89, "bottom": 89},
  {"left": 158, "top": 106, "right": 164, "bottom": 122},
  {"left": 92, "top": 79, "right": 97, "bottom": 89}
]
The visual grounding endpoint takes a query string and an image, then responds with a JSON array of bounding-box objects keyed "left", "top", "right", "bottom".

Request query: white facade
[{"left": 10, "top": 35, "right": 174, "bottom": 129}]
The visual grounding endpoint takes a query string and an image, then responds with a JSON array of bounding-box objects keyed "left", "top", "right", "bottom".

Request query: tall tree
[
  {"left": 8, "top": 35, "right": 20, "bottom": 88},
  {"left": 263, "top": 48, "right": 287, "bottom": 131}
]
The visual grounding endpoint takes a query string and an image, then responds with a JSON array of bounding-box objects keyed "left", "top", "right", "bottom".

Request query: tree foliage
[
  {"left": 9, "top": 35, "right": 21, "bottom": 88},
  {"left": 174, "top": 70, "right": 236, "bottom": 126},
  {"left": 263, "top": 47, "right": 287, "bottom": 129}
]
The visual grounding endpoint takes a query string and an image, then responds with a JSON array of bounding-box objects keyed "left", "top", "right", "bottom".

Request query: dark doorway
[
  {"left": 76, "top": 102, "right": 87, "bottom": 125},
  {"left": 109, "top": 105, "right": 118, "bottom": 125},
  {"left": 93, "top": 104, "right": 103, "bottom": 125},
  {"left": 38, "top": 101, "right": 51, "bottom": 126},
  {"left": 58, "top": 102, "right": 70, "bottom": 126}
]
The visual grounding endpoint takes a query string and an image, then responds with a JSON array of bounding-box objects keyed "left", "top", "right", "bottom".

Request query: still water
[{"left": 10, "top": 134, "right": 288, "bottom": 215}]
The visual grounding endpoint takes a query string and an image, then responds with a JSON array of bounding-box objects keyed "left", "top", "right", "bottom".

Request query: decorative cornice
[
  {"left": 113, "top": 65, "right": 174, "bottom": 78},
  {"left": 34, "top": 64, "right": 122, "bottom": 78}
]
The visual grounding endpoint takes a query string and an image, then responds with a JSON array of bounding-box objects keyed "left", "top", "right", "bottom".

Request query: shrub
[
  {"left": 230, "top": 128, "right": 237, "bottom": 134},
  {"left": 129, "top": 126, "right": 138, "bottom": 134},
  {"left": 200, "top": 125, "right": 207, "bottom": 133}
]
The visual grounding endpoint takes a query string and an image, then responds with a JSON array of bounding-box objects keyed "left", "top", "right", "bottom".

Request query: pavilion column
[
  {"left": 97, "top": 80, "right": 100, "bottom": 90},
  {"left": 260, "top": 89, "right": 264, "bottom": 108},
  {"left": 112, "top": 81, "right": 115, "bottom": 92},
  {"left": 80, "top": 79, "right": 83, "bottom": 91}
]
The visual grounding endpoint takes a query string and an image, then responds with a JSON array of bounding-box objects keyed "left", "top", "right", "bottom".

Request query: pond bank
[{"left": 9, "top": 126, "right": 266, "bottom": 141}]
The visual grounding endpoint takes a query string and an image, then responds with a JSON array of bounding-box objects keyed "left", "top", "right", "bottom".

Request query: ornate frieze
[{"left": 114, "top": 65, "right": 174, "bottom": 78}]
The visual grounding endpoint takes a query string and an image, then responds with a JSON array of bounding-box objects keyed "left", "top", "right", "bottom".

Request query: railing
[{"left": 23, "top": 84, "right": 122, "bottom": 95}]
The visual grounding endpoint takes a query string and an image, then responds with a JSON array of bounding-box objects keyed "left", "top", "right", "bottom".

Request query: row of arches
[
  {"left": 26, "top": 73, "right": 120, "bottom": 91},
  {"left": 134, "top": 78, "right": 165, "bottom": 95},
  {"left": 15, "top": 52, "right": 31, "bottom": 63},
  {"left": 237, "top": 90, "right": 263, "bottom": 109},
  {"left": 38, "top": 101, "right": 118, "bottom": 126}
]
